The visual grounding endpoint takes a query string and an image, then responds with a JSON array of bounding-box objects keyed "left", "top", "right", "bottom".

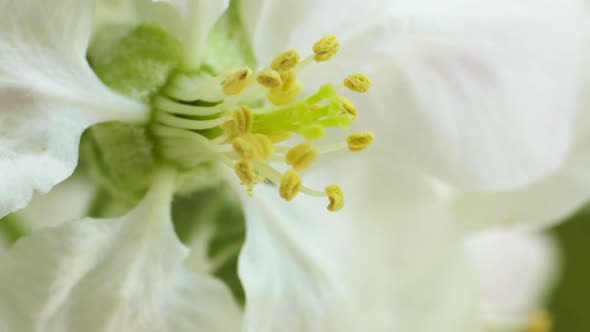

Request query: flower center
[
  {"left": 87, "top": 23, "right": 374, "bottom": 211},
  {"left": 150, "top": 35, "right": 374, "bottom": 211}
]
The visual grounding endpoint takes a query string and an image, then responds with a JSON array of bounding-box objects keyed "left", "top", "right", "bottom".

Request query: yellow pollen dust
[
  {"left": 256, "top": 69, "right": 283, "bottom": 88},
  {"left": 226, "top": 106, "right": 252, "bottom": 137},
  {"left": 154, "top": 34, "right": 376, "bottom": 212},
  {"left": 526, "top": 311, "right": 552, "bottom": 332},
  {"left": 279, "top": 170, "right": 302, "bottom": 201},
  {"left": 344, "top": 73, "right": 371, "bottom": 93},
  {"left": 286, "top": 143, "right": 318, "bottom": 172},
  {"left": 223, "top": 68, "right": 253, "bottom": 95},
  {"left": 313, "top": 34, "right": 340, "bottom": 62},
  {"left": 271, "top": 49, "right": 301, "bottom": 72},
  {"left": 325, "top": 185, "right": 344, "bottom": 211},
  {"left": 235, "top": 160, "right": 257, "bottom": 193},
  {"left": 347, "top": 132, "right": 375, "bottom": 152},
  {"left": 338, "top": 96, "right": 358, "bottom": 119}
]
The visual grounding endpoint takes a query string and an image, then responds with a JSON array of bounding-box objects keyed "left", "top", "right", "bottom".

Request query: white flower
[{"left": 0, "top": 0, "right": 585, "bottom": 331}]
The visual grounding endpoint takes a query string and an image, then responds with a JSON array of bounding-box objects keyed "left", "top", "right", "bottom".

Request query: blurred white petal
[
  {"left": 239, "top": 162, "right": 481, "bottom": 332},
  {"left": 0, "top": 169, "right": 242, "bottom": 331},
  {"left": 465, "top": 229, "right": 558, "bottom": 330}
]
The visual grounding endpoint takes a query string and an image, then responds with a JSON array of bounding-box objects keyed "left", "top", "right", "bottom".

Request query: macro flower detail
[{"left": 1, "top": 0, "right": 588, "bottom": 331}]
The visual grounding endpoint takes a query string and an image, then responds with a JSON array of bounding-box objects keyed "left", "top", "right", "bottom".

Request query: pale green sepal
[
  {"left": 81, "top": 123, "right": 157, "bottom": 207},
  {"left": 88, "top": 24, "right": 184, "bottom": 102}
]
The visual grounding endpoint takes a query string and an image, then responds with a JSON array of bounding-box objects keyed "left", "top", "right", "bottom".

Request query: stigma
[{"left": 151, "top": 35, "right": 374, "bottom": 211}]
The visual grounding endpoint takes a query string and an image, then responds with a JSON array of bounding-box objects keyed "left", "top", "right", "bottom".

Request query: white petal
[
  {"left": 95, "top": 0, "right": 141, "bottom": 31},
  {"left": 465, "top": 229, "right": 558, "bottom": 330},
  {"left": 14, "top": 173, "right": 95, "bottom": 230},
  {"left": 451, "top": 131, "right": 590, "bottom": 231},
  {"left": 0, "top": 0, "right": 148, "bottom": 217},
  {"left": 0, "top": 168, "right": 242, "bottom": 331},
  {"left": 241, "top": 0, "right": 586, "bottom": 190},
  {"left": 239, "top": 164, "right": 481, "bottom": 332}
]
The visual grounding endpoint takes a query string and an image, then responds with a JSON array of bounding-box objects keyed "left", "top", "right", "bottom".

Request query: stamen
[
  {"left": 164, "top": 70, "right": 229, "bottom": 101},
  {"left": 344, "top": 73, "right": 372, "bottom": 93},
  {"left": 155, "top": 112, "right": 230, "bottom": 130},
  {"left": 235, "top": 160, "right": 257, "bottom": 193},
  {"left": 233, "top": 137, "right": 256, "bottom": 160},
  {"left": 252, "top": 134, "right": 275, "bottom": 160},
  {"left": 313, "top": 35, "right": 340, "bottom": 62},
  {"left": 279, "top": 170, "right": 302, "bottom": 201},
  {"left": 286, "top": 143, "right": 317, "bottom": 171},
  {"left": 256, "top": 69, "right": 283, "bottom": 88},
  {"left": 223, "top": 68, "right": 253, "bottom": 95},
  {"left": 267, "top": 70, "right": 302, "bottom": 106},
  {"left": 151, "top": 33, "right": 374, "bottom": 212},
  {"left": 225, "top": 106, "right": 253, "bottom": 137},
  {"left": 338, "top": 96, "right": 358, "bottom": 119},
  {"left": 271, "top": 49, "right": 301, "bottom": 72},
  {"left": 266, "top": 132, "right": 292, "bottom": 143},
  {"left": 325, "top": 185, "right": 344, "bottom": 211},
  {"left": 154, "top": 96, "right": 225, "bottom": 117},
  {"left": 232, "top": 133, "right": 275, "bottom": 161},
  {"left": 347, "top": 132, "right": 375, "bottom": 152}
]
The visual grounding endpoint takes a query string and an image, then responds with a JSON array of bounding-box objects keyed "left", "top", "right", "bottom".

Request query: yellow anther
[
  {"left": 226, "top": 106, "right": 252, "bottom": 137},
  {"left": 271, "top": 49, "right": 301, "bottom": 72},
  {"left": 286, "top": 143, "right": 317, "bottom": 172},
  {"left": 526, "top": 311, "right": 552, "bottom": 332},
  {"left": 234, "top": 160, "right": 257, "bottom": 192},
  {"left": 281, "top": 70, "right": 298, "bottom": 89},
  {"left": 347, "top": 132, "right": 375, "bottom": 152},
  {"left": 279, "top": 170, "right": 302, "bottom": 201},
  {"left": 252, "top": 134, "right": 275, "bottom": 161},
  {"left": 339, "top": 96, "right": 358, "bottom": 119},
  {"left": 234, "top": 133, "right": 275, "bottom": 161},
  {"left": 344, "top": 73, "right": 371, "bottom": 93},
  {"left": 233, "top": 137, "right": 256, "bottom": 160},
  {"left": 256, "top": 69, "right": 283, "bottom": 88},
  {"left": 267, "top": 72, "right": 303, "bottom": 106},
  {"left": 223, "top": 67, "right": 253, "bottom": 95},
  {"left": 325, "top": 185, "right": 344, "bottom": 211},
  {"left": 313, "top": 35, "right": 340, "bottom": 62},
  {"left": 266, "top": 132, "right": 292, "bottom": 143}
]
